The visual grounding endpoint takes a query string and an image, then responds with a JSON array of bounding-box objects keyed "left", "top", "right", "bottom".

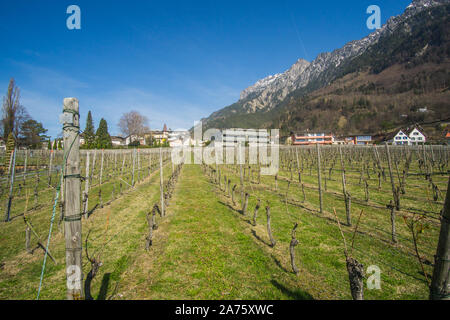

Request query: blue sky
[{"left": 0, "top": 0, "right": 412, "bottom": 138}]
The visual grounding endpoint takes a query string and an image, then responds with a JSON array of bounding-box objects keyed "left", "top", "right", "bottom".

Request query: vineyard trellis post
[
  {"left": 4, "top": 147, "right": 17, "bottom": 222},
  {"left": 159, "top": 147, "right": 165, "bottom": 217},
  {"left": 430, "top": 176, "right": 450, "bottom": 300},
  {"left": 62, "top": 97, "right": 83, "bottom": 300},
  {"left": 316, "top": 143, "right": 323, "bottom": 214},
  {"left": 339, "top": 145, "right": 351, "bottom": 226},
  {"left": 83, "top": 151, "right": 90, "bottom": 219}
]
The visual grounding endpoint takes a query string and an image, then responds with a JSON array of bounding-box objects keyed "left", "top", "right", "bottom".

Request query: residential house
[
  {"left": 408, "top": 127, "right": 426, "bottom": 145},
  {"left": 345, "top": 135, "right": 373, "bottom": 145},
  {"left": 125, "top": 135, "right": 146, "bottom": 146},
  {"left": 389, "top": 127, "right": 426, "bottom": 145},
  {"left": 111, "top": 136, "right": 126, "bottom": 147},
  {"left": 291, "top": 133, "right": 334, "bottom": 146}
]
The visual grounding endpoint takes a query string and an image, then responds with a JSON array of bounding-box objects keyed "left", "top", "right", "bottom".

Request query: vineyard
[{"left": 0, "top": 141, "right": 449, "bottom": 299}]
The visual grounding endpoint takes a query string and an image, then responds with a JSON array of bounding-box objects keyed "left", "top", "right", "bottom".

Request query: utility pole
[{"left": 62, "top": 98, "right": 83, "bottom": 300}]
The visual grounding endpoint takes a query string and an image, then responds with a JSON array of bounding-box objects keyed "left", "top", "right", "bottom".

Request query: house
[
  {"left": 408, "top": 127, "right": 426, "bottom": 145},
  {"left": 111, "top": 136, "right": 126, "bottom": 147},
  {"left": 392, "top": 130, "right": 410, "bottom": 145},
  {"left": 291, "top": 133, "right": 333, "bottom": 146},
  {"left": 344, "top": 135, "right": 373, "bottom": 145},
  {"left": 125, "top": 135, "right": 146, "bottom": 146},
  {"left": 390, "top": 127, "right": 426, "bottom": 145}
]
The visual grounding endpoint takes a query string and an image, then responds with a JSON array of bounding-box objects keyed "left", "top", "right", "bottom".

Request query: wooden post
[
  {"left": 339, "top": 145, "right": 351, "bottom": 226},
  {"left": 62, "top": 98, "right": 83, "bottom": 300},
  {"left": 83, "top": 152, "right": 90, "bottom": 219},
  {"left": 138, "top": 149, "right": 141, "bottom": 182},
  {"left": 159, "top": 148, "right": 165, "bottom": 217},
  {"left": 132, "top": 148, "right": 136, "bottom": 186},
  {"left": 48, "top": 150, "right": 54, "bottom": 186},
  {"left": 430, "top": 177, "right": 450, "bottom": 300},
  {"left": 4, "top": 148, "right": 17, "bottom": 222},
  {"left": 99, "top": 149, "right": 104, "bottom": 186},
  {"left": 385, "top": 144, "right": 400, "bottom": 210},
  {"left": 23, "top": 149, "right": 28, "bottom": 186},
  {"left": 316, "top": 143, "right": 323, "bottom": 214}
]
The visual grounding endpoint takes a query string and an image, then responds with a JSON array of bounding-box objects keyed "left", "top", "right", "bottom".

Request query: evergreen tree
[
  {"left": 53, "top": 140, "right": 57, "bottom": 150},
  {"left": 47, "top": 139, "right": 51, "bottom": 150},
  {"left": 57, "top": 140, "right": 62, "bottom": 150},
  {"left": 84, "top": 111, "right": 95, "bottom": 149},
  {"left": 95, "top": 118, "right": 112, "bottom": 149}
]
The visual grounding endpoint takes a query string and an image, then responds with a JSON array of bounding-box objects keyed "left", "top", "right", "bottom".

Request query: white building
[
  {"left": 222, "top": 129, "right": 269, "bottom": 146},
  {"left": 168, "top": 130, "right": 192, "bottom": 147},
  {"left": 111, "top": 136, "right": 126, "bottom": 147},
  {"left": 392, "top": 127, "right": 426, "bottom": 145},
  {"left": 408, "top": 127, "right": 426, "bottom": 145},
  {"left": 125, "top": 135, "right": 146, "bottom": 146}
]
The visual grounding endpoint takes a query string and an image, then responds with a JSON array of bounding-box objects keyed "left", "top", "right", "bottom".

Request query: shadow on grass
[
  {"left": 97, "top": 273, "right": 111, "bottom": 300},
  {"left": 251, "top": 229, "right": 271, "bottom": 247},
  {"left": 271, "top": 279, "right": 314, "bottom": 300},
  {"left": 271, "top": 255, "right": 290, "bottom": 273}
]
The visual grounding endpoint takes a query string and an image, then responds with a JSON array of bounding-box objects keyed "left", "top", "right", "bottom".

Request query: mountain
[{"left": 201, "top": 0, "right": 450, "bottom": 138}]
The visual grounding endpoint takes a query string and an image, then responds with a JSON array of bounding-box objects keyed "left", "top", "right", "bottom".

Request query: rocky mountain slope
[{"left": 201, "top": 0, "right": 450, "bottom": 134}]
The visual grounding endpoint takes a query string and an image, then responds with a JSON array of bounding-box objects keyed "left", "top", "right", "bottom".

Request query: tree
[
  {"left": 18, "top": 119, "right": 49, "bottom": 149},
  {"left": 4, "top": 132, "right": 15, "bottom": 166},
  {"left": 47, "top": 139, "right": 52, "bottom": 150},
  {"left": 95, "top": 118, "right": 112, "bottom": 149},
  {"left": 53, "top": 140, "right": 57, "bottom": 150},
  {"left": 83, "top": 111, "right": 95, "bottom": 149},
  {"left": 2, "top": 78, "right": 30, "bottom": 140},
  {"left": 118, "top": 111, "right": 149, "bottom": 139},
  {"left": 58, "top": 140, "right": 62, "bottom": 150}
]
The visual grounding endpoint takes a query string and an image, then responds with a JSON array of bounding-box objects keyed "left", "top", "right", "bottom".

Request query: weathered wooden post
[
  {"left": 23, "top": 149, "right": 28, "bottom": 186},
  {"left": 4, "top": 148, "right": 16, "bottom": 222},
  {"left": 83, "top": 152, "right": 90, "bottom": 219},
  {"left": 316, "top": 143, "right": 323, "bottom": 214},
  {"left": 430, "top": 177, "right": 450, "bottom": 300},
  {"left": 131, "top": 148, "right": 136, "bottom": 187},
  {"left": 62, "top": 98, "right": 83, "bottom": 300},
  {"left": 385, "top": 143, "right": 400, "bottom": 210},
  {"left": 339, "top": 145, "right": 351, "bottom": 226},
  {"left": 159, "top": 148, "right": 165, "bottom": 217}
]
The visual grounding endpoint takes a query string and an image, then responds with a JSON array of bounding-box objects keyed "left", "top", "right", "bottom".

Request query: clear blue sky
[{"left": 0, "top": 0, "right": 412, "bottom": 138}]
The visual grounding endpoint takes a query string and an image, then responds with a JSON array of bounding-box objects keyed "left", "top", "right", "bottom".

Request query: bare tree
[
  {"left": 118, "top": 111, "right": 149, "bottom": 139},
  {"left": 2, "top": 78, "right": 30, "bottom": 139}
]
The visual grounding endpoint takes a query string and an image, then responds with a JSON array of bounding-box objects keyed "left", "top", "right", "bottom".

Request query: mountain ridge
[{"left": 201, "top": 0, "right": 450, "bottom": 132}]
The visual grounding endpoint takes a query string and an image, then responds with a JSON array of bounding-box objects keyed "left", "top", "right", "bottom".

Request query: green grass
[
  {"left": 120, "top": 165, "right": 314, "bottom": 300},
  {"left": 0, "top": 146, "right": 448, "bottom": 300}
]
